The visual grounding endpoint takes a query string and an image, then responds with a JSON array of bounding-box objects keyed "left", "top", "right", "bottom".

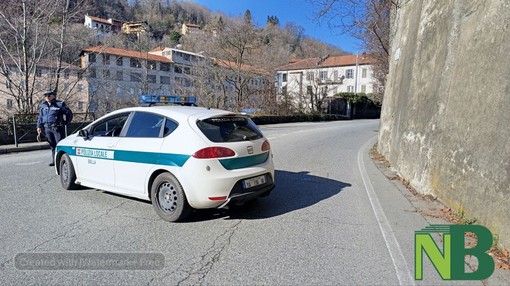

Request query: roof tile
[
  {"left": 278, "top": 54, "right": 375, "bottom": 71},
  {"left": 82, "top": 46, "right": 172, "bottom": 63}
]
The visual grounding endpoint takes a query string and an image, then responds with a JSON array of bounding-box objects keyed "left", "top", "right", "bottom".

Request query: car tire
[
  {"left": 60, "top": 153, "right": 77, "bottom": 190},
  {"left": 151, "top": 173, "right": 191, "bottom": 222}
]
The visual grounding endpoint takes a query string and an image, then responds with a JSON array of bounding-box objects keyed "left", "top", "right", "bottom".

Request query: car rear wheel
[
  {"left": 60, "top": 153, "right": 77, "bottom": 190},
  {"left": 151, "top": 173, "right": 191, "bottom": 222}
]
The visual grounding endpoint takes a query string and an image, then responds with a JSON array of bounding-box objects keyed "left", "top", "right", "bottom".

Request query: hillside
[{"left": 76, "top": 0, "right": 346, "bottom": 70}]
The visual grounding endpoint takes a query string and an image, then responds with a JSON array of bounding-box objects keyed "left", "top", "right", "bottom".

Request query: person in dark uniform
[{"left": 36, "top": 90, "right": 73, "bottom": 166}]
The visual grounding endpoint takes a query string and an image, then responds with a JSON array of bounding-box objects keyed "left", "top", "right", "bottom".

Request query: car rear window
[{"left": 197, "top": 116, "right": 263, "bottom": 142}]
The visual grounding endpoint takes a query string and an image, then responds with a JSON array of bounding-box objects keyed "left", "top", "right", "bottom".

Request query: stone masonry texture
[{"left": 378, "top": 0, "right": 510, "bottom": 248}]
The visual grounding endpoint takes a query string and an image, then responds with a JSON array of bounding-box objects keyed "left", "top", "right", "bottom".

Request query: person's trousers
[{"left": 45, "top": 126, "right": 65, "bottom": 163}]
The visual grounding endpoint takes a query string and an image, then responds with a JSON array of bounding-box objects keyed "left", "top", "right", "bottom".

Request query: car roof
[{"left": 106, "top": 105, "right": 237, "bottom": 122}]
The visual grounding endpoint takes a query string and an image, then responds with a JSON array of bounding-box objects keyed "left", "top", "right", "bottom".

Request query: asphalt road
[{"left": 0, "top": 120, "right": 487, "bottom": 285}]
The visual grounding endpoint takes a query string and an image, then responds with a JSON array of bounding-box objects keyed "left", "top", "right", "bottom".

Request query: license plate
[{"left": 242, "top": 175, "right": 267, "bottom": 189}]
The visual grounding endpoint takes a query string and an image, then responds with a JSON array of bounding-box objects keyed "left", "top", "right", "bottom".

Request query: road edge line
[{"left": 357, "top": 136, "right": 415, "bottom": 285}]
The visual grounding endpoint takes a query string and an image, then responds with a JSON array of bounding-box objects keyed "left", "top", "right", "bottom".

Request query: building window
[
  {"left": 346, "top": 69, "right": 354, "bottom": 79},
  {"left": 174, "top": 66, "right": 182, "bottom": 73},
  {"left": 361, "top": 85, "right": 366, "bottom": 93},
  {"left": 319, "top": 71, "right": 328, "bottom": 81},
  {"left": 77, "top": 101, "right": 84, "bottom": 110},
  {"left": 130, "top": 58, "right": 141, "bottom": 68},
  {"left": 89, "top": 53, "right": 96, "bottom": 63},
  {"left": 282, "top": 73, "right": 287, "bottom": 82},
  {"left": 63, "top": 70, "right": 69, "bottom": 79},
  {"left": 362, "top": 68, "right": 367, "bottom": 78},
  {"left": 321, "top": 86, "right": 327, "bottom": 96},
  {"left": 89, "top": 68, "right": 96, "bottom": 78},
  {"left": 63, "top": 83, "right": 70, "bottom": 91},
  {"left": 306, "top": 72, "right": 314, "bottom": 81},
  {"left": 160, "top": 63, "right": 171, "bottom": 71},
  {"left": 116, "top": 87, "right": 122, "bottom": 95},
  {"left": 347, "top": 85, "right": 354, "bottom": 92},
  {"left": 333, "top": 70, "right": 338, "bottom": 81},
  {"left": 103, "top": 54, "right": 110, "bottom": 65},
  {"left": 147, "top": 61, "right": 157, "bottom": 70},
  {"left": 175, "top": 77, "right": 191, "bottom": 87},
  {"left": 116, "top": 56, "right": 123, "bottom": 66},
  {"left": 35, "top": 69, "right": 42, "bottom": 77},
  {"left": 77, "top": 83, "right": 83, "bottom": 91},
  {"left": 6, "top": 80, "right": 11, "bottom": 88},
  {"left": 102, "top": 70, "right": 110, "bottom": 79},
  {"left": 160, "top": 76, "right": 170, "bottom": 84},
  {"left": 183, "top": 67, "right": 191, "bottom": 74},
  {"left": 130, "top": 72, "right": 141, "bottom": 82},
  {"left": 307, "top": 85, "right": 313, "bottom": 95},
  {"left": 77, "top": 71, "right": 83, "bottom": 79},
  {"left": 6, "top": 99, "right": 13, "bottom": 110},
  {"left": 147, "top": 74, "right": 156, "bottom": 83},
  {"left": 116, "top": 71, "right": 123, "bottom": 81}
]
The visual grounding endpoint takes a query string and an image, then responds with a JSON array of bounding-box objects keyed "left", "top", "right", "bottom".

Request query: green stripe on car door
[{"left": 56, "top": 145, "right": 190, "bottom": 167}]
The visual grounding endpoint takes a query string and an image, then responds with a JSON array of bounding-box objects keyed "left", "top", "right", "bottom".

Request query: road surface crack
[{"left": 148, "top": 220, "right": 242, "bottom": 285}]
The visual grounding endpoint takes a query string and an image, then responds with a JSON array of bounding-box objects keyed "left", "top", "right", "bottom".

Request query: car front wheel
[
  {"left": 60, "top": 153, "right": 77, "bottom": 190},
  {"left": 151, "top": 173, "right": 191, "bottom": 222}
]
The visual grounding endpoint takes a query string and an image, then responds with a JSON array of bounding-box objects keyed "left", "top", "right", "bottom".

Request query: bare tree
[
  {"left": 310, "top": 0, "right": 395, "bottom": 96},
  {"left": 0, "top": 0, "right": 85, "bottom": 115},
  {"left": 209, "top": 17, "right": 261, "bottom": 111}
]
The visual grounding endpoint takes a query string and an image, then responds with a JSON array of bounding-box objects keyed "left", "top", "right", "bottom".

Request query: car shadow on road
[{"left": 186, "top": 170, "right": 351, "bottom": 221}]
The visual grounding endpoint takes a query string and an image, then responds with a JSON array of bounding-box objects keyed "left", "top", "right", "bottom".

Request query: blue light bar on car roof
[{"left": 140, "top": 94, "right": 197, "bottom": 106}]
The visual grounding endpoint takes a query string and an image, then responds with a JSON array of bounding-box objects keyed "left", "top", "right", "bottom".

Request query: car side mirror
[{"left": 78, "top": 129, "right": 89, "bottom": 138}]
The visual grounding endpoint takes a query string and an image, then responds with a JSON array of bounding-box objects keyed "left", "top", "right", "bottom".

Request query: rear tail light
[
  {"left": 261, "top": 140, "right": 271, "bottom": 151},
  {"left": 192, "top": 147, "right": 235, "bottom": 159}
]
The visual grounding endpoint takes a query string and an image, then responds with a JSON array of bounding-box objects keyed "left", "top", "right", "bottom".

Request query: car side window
[
  {"left": 91, "top": 113, "right": 130, "bottom": 137},
  {"left": 163, "top": 118, "right": 178, "bottom": 136},
  {"left": 125, "top": 112, "right": 166, "bottom": 138}
]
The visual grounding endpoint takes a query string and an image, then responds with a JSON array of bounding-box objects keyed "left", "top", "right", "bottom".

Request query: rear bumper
[
  {"left": 218, "top": 176, "right": 275, "bottom": 208},
  {"left": 178, "top": 154, "right": 274, "bottom": 209}
]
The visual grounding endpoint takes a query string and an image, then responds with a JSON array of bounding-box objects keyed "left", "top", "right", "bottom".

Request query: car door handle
[{"left": 107, "top": 144, "right": 115, "bottom": 148}]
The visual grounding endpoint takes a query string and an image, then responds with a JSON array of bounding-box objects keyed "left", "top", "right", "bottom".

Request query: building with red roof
[{"left": 276, "top": 53, "right": 378, "bottom": 112}]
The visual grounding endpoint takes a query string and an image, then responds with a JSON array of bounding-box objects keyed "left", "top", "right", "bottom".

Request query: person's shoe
[{"left": 49, "top": 162, "right": 55, "bottom": 167}]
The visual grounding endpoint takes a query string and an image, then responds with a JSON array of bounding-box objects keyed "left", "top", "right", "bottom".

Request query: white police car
[{"left": 55, "top": 95, "right": 275, "bottom": 222}]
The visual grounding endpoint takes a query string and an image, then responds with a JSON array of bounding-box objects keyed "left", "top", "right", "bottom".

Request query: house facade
[
  {"left": 81, "top": 45, "right": 271, "bottom": 114},
  {"left": 81, "top": 46, "right": 199, "bottom": 113},
  {"left": 275, "top": 54, "right": 377, "bottom": 111},
  {"left": 84, "top": 15, "right": 123, "bottom": 37},
  {"left": 0, "top": 60, "right": 88, "bottom": 119},
  {"left": 181, "top": 23, "right": 202, "bottom": 36}
]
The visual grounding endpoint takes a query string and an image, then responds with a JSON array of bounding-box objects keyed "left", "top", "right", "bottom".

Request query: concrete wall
[{"left": 378, "top": 0, "right": 510, "bottom": 247}]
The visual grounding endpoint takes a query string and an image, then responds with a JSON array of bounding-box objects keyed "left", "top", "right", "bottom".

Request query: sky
[{"left": 186, "top": 0, "right": 362, "bottom": 54}]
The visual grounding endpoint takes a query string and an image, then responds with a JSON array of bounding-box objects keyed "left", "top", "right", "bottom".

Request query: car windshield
[{"left": 197, "top": 116, "right": 263, "bottom": 142}]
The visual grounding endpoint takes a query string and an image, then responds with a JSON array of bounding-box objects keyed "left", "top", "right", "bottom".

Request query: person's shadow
[{"left": 186, "top": 170, "right": 351, "bottom": 221}]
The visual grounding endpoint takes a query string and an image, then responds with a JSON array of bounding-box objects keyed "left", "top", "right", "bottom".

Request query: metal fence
[{"left": 1, "top": 112, "right": 94, "bottom": 146}]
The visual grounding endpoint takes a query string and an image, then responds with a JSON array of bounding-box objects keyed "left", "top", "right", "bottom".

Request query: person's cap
[{"left": 43, "top": 90, "right": 55, "bottom": 96}]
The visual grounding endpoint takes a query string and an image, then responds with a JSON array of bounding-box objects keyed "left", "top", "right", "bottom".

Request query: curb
[{"left": 0, "top": 143, "right": 50, "bottom": 154}]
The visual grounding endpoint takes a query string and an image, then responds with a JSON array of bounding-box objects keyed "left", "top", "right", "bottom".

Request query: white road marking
[
  {"left": 357, "top": 137, "right": 415, "bottom": 286},
  {"left": 15, "top": 161, "right": 41, "bottom": 166}
]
